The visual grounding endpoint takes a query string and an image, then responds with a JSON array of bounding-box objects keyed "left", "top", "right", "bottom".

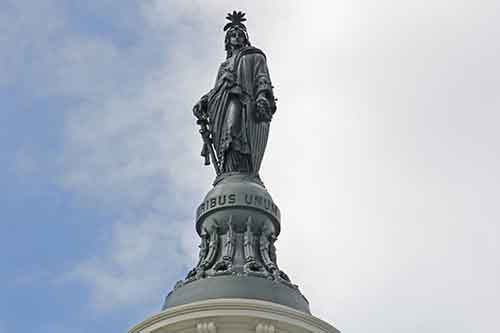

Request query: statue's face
[{"left": 228, "top": 28, "right": 246, "bottom": 48}]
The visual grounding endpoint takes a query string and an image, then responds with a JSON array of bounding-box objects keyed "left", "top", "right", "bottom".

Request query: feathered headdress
[{"left": 224, "top": 11, "right": 247, "bottom": 32}]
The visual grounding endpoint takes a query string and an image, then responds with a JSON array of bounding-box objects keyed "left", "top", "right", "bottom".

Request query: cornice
[{"left": 129, "top": 298, "right": 338, "bottom": 333}]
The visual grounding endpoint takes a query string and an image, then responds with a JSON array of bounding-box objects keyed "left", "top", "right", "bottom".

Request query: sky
[{"left": 1, "top": 1, "right": 499, "bottom": 332}]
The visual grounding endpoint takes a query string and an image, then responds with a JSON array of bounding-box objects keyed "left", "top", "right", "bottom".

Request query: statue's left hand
[{"left": 255, "top": 96, "right": 272, "bottom": 122}]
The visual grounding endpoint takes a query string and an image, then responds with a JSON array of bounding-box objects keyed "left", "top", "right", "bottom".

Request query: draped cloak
[{"left": 204, "top": 46, "right": 276, "bottom": 175}]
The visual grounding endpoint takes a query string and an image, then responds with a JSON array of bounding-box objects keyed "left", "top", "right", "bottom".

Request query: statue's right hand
[
  {"left": 193, "top": 102, "right": 203, "bottom": 119},
  {"left": 193, "top": 95, "right": 209, "bottom": 119}
]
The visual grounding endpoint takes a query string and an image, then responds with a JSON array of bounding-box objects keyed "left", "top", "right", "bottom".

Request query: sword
[{"left": 197, "top": 114, "right": 221, "bottom": 175}]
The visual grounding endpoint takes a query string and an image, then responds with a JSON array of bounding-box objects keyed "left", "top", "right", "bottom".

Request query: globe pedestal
[{"left": 162, "top": 174, "right": 309, "bottom": 313}]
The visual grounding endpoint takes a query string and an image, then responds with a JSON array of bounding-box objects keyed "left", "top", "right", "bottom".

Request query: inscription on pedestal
[{"left": 196, "top": 192, "right": 280, "bottom": 221}]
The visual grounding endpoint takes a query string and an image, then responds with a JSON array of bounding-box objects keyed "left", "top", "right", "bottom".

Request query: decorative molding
[
  {"left": 259, "top": 231, "right": 277, "bottom": 275},
  {"left": 243, "top": 217, "right": 256, "bottom": 262},
  {"left": 196, "top": 321, "right": 216, "bottom": 333},
  {"left": 256, "top": 322, "right": 275, "bottom": 333},
  {"left": 214, "top": 216, "right": 236, "bottom": 273},
  {"left": 222, "top": 216, "right": 235, "bottom": 263},
  {"left": 196, "top": 229, "right": 209, "bottom": 267},
  {"left": 130, "top": 298, "right": 339, "bottom": 333},
  {"left": 202, "top": 223, "right": 219, "bottom": 269},
  {"left": 182, "top": 213, "right": 297, "bottom": 287}
]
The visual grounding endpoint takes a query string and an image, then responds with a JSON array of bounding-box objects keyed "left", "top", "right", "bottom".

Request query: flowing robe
[{"left": 204, "top": 46, "right": 276, "bottom": 175}]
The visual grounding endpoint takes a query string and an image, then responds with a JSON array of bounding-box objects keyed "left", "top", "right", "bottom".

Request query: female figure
[{"left": 194, "top": 11, "right": 276, "bottom": 177}]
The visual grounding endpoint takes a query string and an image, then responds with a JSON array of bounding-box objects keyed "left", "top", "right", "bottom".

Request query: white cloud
[
  {"left": 3, "top": 0, "right": 213, "bottom": 313},
  {"left": 72, "top": 214, "right": 195, "bottom": 311},
  {"left": 261, "top": 1, "right": 500, "bottom": 331}
]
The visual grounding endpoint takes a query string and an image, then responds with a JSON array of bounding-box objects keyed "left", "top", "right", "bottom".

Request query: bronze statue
[{"left": 193, "top": 11, "right": 276, "bottom": 177}]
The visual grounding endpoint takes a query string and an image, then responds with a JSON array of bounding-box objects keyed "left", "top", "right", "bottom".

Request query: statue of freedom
[{"left": 193, "top": 11, "right": 276, "bottom": 180}]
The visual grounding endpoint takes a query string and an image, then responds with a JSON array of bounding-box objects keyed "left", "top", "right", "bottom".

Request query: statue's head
[
  {"left": 225, "top": 27, "right": 249, "bottom": 51},
  {"left": 224, "top": 11, "right": 250, "bottom": 57}
]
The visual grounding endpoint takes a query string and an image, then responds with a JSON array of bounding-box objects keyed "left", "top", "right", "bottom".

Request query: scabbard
[{"left": 201, "top": 143, "right": 210, "bottom": 166}]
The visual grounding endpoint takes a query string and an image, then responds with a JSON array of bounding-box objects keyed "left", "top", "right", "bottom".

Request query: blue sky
[
  {"left": 2, "top": 1, "right": 500, "bottom": 332},
  {"left": 1, "top": 1, "right": 199, "bottom": 332}
]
